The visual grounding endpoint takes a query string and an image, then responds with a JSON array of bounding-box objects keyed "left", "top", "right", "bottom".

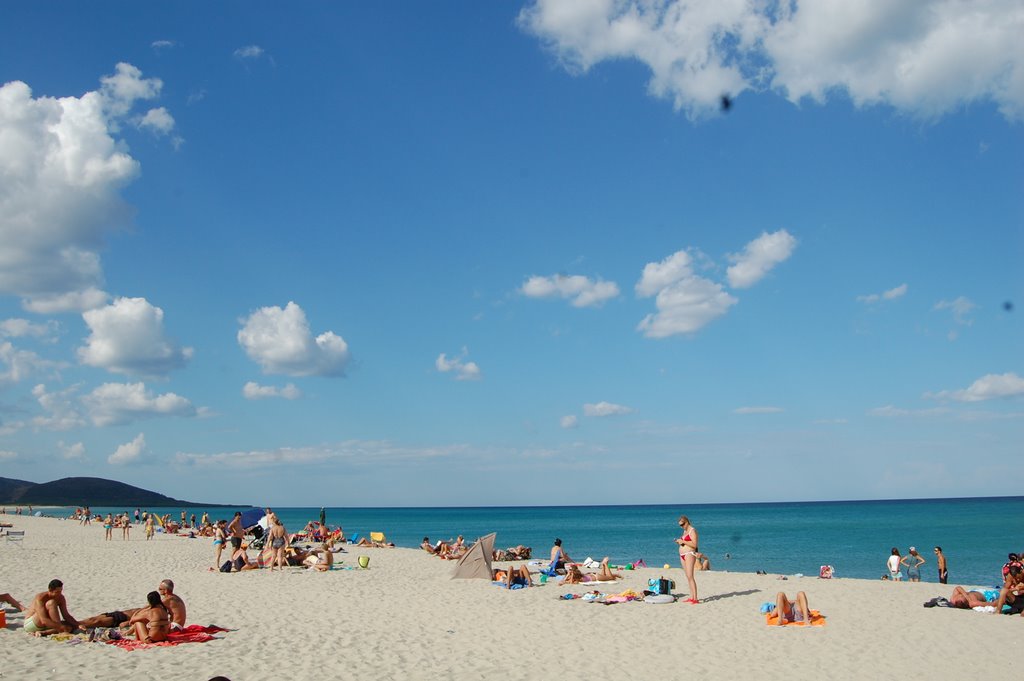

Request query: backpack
[
  {"left": 648, "top": 577, "right": 674, "bottom": 595},
  {"left": 819, "top": 565, "right": 835, "bottom": 579},
  {"left": 219, "top": 560, "right": 232, "bottom": 573}
]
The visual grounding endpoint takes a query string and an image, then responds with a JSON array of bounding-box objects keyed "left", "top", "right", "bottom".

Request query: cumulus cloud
[
  {"left": 30, "top": 384, "right": 86, "bottom": 431},
  {"left": 58, "top": 440, "right": 86, "bottom": 460},
  {"left": 137, "top": 107, "right": 175, "bottom": 135},
  {"left": 242, "top": 381, "right": 302, "bottom": 400},
  {"left": 84, "top": 382, "right": 196, "bottom": 426},
  {"left": 234, "top": 45, "right": 264, "bottom": 59},
  {"left": 636, "top": 274, "right": 737, "bottom": 338},
  {"left": 560, "top": 414, "right": 579, "bottom": 429},
  {"left": 237, "top": 302, "right": 350, "bottom": 377},
  {"left": 0, "top": 64, "right": 173, "bottom": 311},
  {"left": 151, "top": 40, "right": 176, "bottom": 51},
  {"left": 857, "top": 283, "right": 908, "bottom": 303},
  {"left": 108, "top": 433, "right": 146, "bottom": 465},
  {"left": 520, "top": 274, "right": 620, "bottom": 308},
  {"left": 0, "top": 318, "right": 57, "bottom": 338},
  {"left": 635, "top": 250, "right": 696, "bottom": 297},
  {"left": 726, "top": 230, "right": 797, "bottom": 289},
  {"left": 0, "top": 342, "right": 65, "bottom": 386},
  {"left": 519, "top": 0, "right": 1024, "bottom": 121},
  {"left": 78, "top": 297, "right": 193, "bottom": 377},
  {"left": 934, "top": 296, "right": 976, "bottom": 325},
  {"left": 926, "top": 372, "right": 1024, "bottom": 403},
  {"left": 733, "top": 406, "right": 784, "bottom": 414},
  {"left": 583, "top": 401, "right": 635, "bottom": 417},
  {"left": 436, "top": 349, "right": 482, "bottom": 381}
]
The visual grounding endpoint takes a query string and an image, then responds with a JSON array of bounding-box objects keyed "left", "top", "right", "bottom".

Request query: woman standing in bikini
[
  {"left": 675, "top": 515, "right": 700, "bottom": 603},
  {"left": 212, "top": 519, "right": 227, "bottom": 569}
]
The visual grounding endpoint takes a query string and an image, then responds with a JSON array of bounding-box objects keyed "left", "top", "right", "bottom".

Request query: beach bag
[
  {"left": 219, "top": 560, "right": 232, "bottom": 573},
  {"left": 819, "top": 565, "right": 835, "bottom": 579},
  {"left": 648, "top": 577, "right": 674, "bottom": 595}
]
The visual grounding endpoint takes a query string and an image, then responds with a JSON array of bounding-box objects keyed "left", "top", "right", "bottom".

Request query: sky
[{"left": 0, "top": 1, "right": 1021, "bottom": 507}]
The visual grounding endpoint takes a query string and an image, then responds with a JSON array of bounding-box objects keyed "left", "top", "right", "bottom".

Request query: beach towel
[
  {"left": 765, "top": 610, "right": 826, "bottom": 626},
  {"left": 106, "top": 625, "right": 230, "bottom": 651}
]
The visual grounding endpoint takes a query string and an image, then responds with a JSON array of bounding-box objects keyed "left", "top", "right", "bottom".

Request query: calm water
[{"left": 48, "top": 496, "right": 1024, "bottom": 587}]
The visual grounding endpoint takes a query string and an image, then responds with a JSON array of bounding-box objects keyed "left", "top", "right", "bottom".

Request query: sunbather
[
  {"left": 563, "top": 558, "right": 622, "bottom": 584},
  {"left": 949, "top": 586, "right": 992, "bottom": 609},
  {"left": 492, "top": 565, "right": 533, "bottom": 589},
  {"left": 993, "top": 565, "right": 1024, "bottom": 615},
  {"left": 772, "top": 591, "right": 811, "bottom": 625},
  {"left": 421, "top": 537, "right": 439, "bottom": 554},
  {"left": 127, "top": 591, "right": 170, "bottom": 643},
  {"left": 1, "top": 592, "right": 25, "bottom": 611},
  {"left": 304, "top": 543, "right": 335, "bottom": 571}
]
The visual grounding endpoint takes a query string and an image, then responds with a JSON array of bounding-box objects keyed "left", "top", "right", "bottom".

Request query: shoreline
[{"left": 2, "top": 514, "right": 1021, "bottom": 681}]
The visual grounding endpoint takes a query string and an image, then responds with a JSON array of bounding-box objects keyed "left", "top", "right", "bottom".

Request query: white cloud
[
  {"left": 726, "top": 230, "right": 797, "bottom": 289},
  {"left": 934, "top": 296, "right": 976, "bottom": 325},
  {"left": 151, "top": 40, "right": 176, "bottom": 51},
  {"left": 436, "top": 349, "right": 482, "bottom": 381},
  {"left": 0, "top": 450, "right": 16, "bottom": 461},
  {"left": 0, "top": 318, "right": 57, "bottom": 338},
  {"left": 0, "top": 64, "right": 171, "bottom": 310},
  {"left": 234, "top": 45, "right": 264, "bottom": 59},
  {"left": 58, "top": 440, "right": 86, "bottom": 460},
  {"left": 0, "top": 341, "right": 65, "bottom": 386},
  {"left": 78, "top": 297, "right": 193, "bottom": 377},
  {"left": 583, "top": 401, "right": 635, "bottom": 417},
  {"left": 635, "top": 250, "right": 695, "bottom": 297},
  {"left": 636, "top": 275, "right": 737, "bottom": 338},
  {"left": 857, "top": 283, "right": 908, "bottom": 304},
  {"left": 108, "top": 433, "right": 146, "bottom": 465},
  {"left": 520, "top": 274, "right": 619, "bottom": 308},
  {"left": 733, "top": 406, "right": 784, "bottom": 414},
  {"left": 242, "top": 381, "right": 302, "bottom": 400},
  {"left": 237, "top": 302, "right": 350, "bottom": 377},
  {"left": 868, "top": 405, "right": 950, "bottom": 418},
  {"left": 30, "top": 383, "right": 86, "bottom": 431},
  {"left": 84, "top": 382, "right": 196, "bottom": 427},
  {"left": 137, "top": 107, "right": 175, "bottom": 135},
  {"left": 926, "top": 372, "right": 1024, "bottom": 403},
  {"left": 560, "top": 414, "right": 579, "bottom": 429},
  {"left": 519, "top": 0, "right": 1024, "bottom": 122}
]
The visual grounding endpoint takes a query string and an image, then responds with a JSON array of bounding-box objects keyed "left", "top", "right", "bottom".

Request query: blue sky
[{"left": 1, "top": 1, "right": 1021, "bottom": 506}]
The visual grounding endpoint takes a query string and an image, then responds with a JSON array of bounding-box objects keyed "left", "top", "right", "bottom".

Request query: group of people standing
[{"left": 887, "top": 546, "right": 947, "bottom": 583}]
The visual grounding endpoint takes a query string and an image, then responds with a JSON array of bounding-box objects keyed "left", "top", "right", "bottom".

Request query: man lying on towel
[{"left": 80, "top": 578, "right": 187, "bottom": 631}]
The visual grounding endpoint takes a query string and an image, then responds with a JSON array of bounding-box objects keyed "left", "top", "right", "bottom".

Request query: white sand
[{"left": 1, "top": 514, "right": 1019, "bottom": 681}]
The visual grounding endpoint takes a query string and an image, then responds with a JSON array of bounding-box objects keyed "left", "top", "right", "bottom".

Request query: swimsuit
[
  {"left": 679, "top": 533, "right": 697, "bottom": 558},
  {"left": 23, "top": 616, "right": 42, "bottom": 634},
  {"left": 271, "top": 537, "right": 286, "bottom": 549},
  {"left": 103, "top": 611, "right": 129, "bottom": 626}
]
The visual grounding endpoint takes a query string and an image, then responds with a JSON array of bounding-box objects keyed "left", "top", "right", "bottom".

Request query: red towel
[{"left": 107, "top": 625, "right": 229, "bottom": 650}]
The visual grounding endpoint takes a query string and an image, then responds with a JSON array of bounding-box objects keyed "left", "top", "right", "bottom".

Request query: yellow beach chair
[{"left": 370, "top": 531, "right": 388, "bottom": 547}]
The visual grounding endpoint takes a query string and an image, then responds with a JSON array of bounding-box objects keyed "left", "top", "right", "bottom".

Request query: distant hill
[{"left": 0, "top": 476, "right": 225, "bottom": 507}]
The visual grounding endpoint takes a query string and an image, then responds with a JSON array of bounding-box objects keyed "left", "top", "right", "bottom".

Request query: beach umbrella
[
  {"left": 451, "top": 532, "right": 496, "bottom": 579},
  {"left": 319, "top": 507, "right": 326, "bottom": 526},
  {"left": 239, "top": 507, "right": 263, "bottom": 530}
]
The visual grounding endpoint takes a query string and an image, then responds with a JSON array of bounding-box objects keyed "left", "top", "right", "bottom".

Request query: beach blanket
[
  {"left": 765, "top": 610, "right": 826, "bottom": 626},
  {"left": 106, "top": 625, "right": 230, "bottom": 651}
]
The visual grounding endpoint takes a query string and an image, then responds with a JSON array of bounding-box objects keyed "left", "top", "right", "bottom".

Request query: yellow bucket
[{"left": 358, "top": 555, "right": 370, "bottom": 569}]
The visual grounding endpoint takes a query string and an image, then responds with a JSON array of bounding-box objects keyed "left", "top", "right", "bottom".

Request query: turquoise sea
[{"left": 48, "top": 496, "right": 1024, "bottom": 587}]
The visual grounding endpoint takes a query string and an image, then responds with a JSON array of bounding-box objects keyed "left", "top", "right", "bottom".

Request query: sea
[{"left": 35, "top": 496, "right": 1024, "bottom": 588}]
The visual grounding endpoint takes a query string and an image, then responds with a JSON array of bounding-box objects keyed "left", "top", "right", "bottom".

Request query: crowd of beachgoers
[{"left": 2, "top": 507, "right": 1023, "bottom": 648}]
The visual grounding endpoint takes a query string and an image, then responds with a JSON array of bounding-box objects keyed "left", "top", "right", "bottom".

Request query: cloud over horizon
[
  {"left": 78, "top": 297, "right": 193, "bottom": 378},
  {"left": 520, "top": 273, "right": 620, "bottom": 308}
]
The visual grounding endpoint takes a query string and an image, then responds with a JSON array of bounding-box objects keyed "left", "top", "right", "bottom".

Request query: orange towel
[{"left": 765, "top": 610, "right": 826, "bottom": 626}]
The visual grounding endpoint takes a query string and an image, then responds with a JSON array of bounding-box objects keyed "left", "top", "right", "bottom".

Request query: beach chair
[
  {"left": 370, "top": 531, "right": 387, "bottom": 547},
  {"left": 5, "top": 530, "right": 25, "bottom": 547},
  {"left": 347, "top": 532, "right": 360, "bottom": 545}
]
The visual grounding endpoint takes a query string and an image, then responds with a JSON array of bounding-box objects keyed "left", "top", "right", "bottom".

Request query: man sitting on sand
[
  {"left": 492, "top": 565, "right": 533, "bottom": 589},
  {"left": 24, "top": 579, "right": 79, "bottom": 635},
  {"left": 772, "top": 591, "right": 811, "bottom": 625},
  {"left": 563, "top": 557, "right": 623, "bottom": 584},
  {"left": 993, "top": 565, "right": 1024, "bottom": 615},
  {"left": 420, "top": 536, "right": 439, "bottom": 554},
  {"left": 158, "top": 579, "right": 186, "bottom": 629}
]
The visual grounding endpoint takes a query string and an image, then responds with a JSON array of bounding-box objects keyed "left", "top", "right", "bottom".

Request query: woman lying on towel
[
  {"left": 771, "top": 591, "right": 811, "bottom": 625},
  {"left": 493, "top": 565, "right": 533, "bottom": 589},
  {"left": 563, "top": 558, "right": 622, "bottom": 584}
]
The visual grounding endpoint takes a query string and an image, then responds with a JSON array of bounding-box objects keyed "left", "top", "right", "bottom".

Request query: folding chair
[{"left": 5, "top": 531, "right": 25, "bottom": 547}]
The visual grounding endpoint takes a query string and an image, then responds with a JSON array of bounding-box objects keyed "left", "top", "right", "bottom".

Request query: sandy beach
[{"left": 1, "top": 514, "right": 1019, "bottom": 680}]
